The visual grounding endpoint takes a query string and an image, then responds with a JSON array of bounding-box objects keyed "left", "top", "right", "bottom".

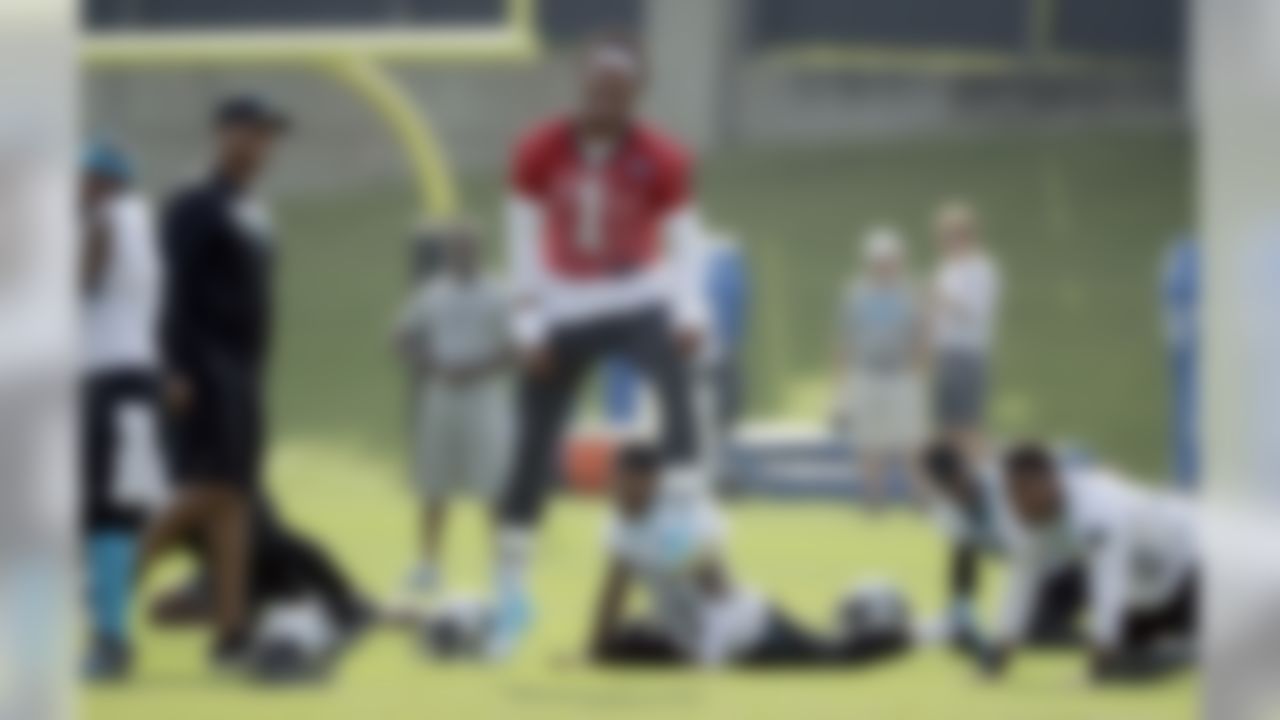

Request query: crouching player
[
  {"left": 982, "top": 443, "right": 1197, "bottom": 683},
  {"left": 589, "top": 444, "right": 911, "bottom": 667},
  {"left": 920, "top": 441, "right": 1085, "bottom": 654}
]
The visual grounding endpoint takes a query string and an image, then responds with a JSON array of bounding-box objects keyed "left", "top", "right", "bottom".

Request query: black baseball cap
[{"left": 213, "top": 94, "right": 291, "bottom": 133}]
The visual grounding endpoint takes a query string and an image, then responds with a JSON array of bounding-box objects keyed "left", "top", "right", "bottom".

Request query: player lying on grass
[
  {"left": 981, "top": 442, "right": 1197, "bottom": 683},
  {"left": 146, "top": 500, "right": 373, "bottom": 680},
  {"left": 920, "top": 441, "right": 1084, "bottom": 653},
  {"left": 588, "top": 444, "right": 912, "bottom": 667}
]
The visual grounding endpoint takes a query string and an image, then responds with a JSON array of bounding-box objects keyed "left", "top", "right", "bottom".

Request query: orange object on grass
[{"left": 561, "top": 433, "right": 617, "bottom": 496}]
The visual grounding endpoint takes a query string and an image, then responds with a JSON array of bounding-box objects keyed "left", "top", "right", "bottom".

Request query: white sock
[{"left": 494, "top": 527, "right": 534, "bottom": 595}]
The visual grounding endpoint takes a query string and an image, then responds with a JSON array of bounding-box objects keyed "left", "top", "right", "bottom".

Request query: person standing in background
[
  {"left": 929, "top": 201, "right": 1002, "bottom": 461},
  {"left": 834, "top": 227, "right": 927, "bottom": 508},
  {"left": 137, "top": 95, "right": 289, "bottom": 667},
  {"left": 1160, "top": 233, "right": 1199, "bottom": 490},
  {"left": 80, "top": 140, "right": 167, "bottom": 680},
  {"left": 395, "top": 223, "right": 513, "bottom": 603}
]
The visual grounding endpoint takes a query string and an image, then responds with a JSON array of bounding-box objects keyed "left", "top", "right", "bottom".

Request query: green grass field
[{"left": 88, "top": 127, "right": 1195, "bottom": 718}]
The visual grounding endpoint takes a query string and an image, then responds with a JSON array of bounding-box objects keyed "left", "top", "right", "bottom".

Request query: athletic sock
[
  {"left": 493, "top": 526, "right": 533, "bottom": 596},
  {"left": 487, "top": 526, "right": 535, "bottom": 658},
  {"left": 86, "top": 531, "right": 137, "bottom": 645}
]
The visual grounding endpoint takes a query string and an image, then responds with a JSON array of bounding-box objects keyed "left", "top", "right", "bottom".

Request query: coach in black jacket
[{"left": 137, "top": 95, "right": 288, "bottom": 666}]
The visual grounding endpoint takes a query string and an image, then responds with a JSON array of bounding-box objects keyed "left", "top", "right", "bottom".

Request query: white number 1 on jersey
[{"left": 576, "top": 172, "right": 605, "bottom": 254}]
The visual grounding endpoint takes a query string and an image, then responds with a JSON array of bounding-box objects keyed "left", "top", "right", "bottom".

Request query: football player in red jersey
[{"left": 489, "top": 35, "right": 710, "bottom": 657}]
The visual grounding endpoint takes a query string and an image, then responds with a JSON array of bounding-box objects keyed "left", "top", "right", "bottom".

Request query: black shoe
[
  {"left": 150, "top": 576, "right": 214, "bottom": 628},
  {"left": 1026, "top": 624, "right": 1084, "bottom": 649},
  {"left": 248, "top": 641, "right": 330, "bottom": 685},
  {"left": 83, "top": 635, "right": 132, "bottom": 682},
  {"left": 333, "top": 600, "right": 376, "bottom": 652},
  {"left": 210, "top": 631, "right": 252, "bottom": 673},
  {"left": 1092, "top": 646, "right": 1193, "bottom": 684}
]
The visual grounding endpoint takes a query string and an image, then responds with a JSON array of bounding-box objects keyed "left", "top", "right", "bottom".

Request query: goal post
[{"left": 81, "top": 0, "right": 542, "bottom": 218}]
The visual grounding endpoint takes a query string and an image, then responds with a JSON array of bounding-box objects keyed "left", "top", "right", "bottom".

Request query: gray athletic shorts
[
  {"left": 933, "top": 351, "right": 989, "bottom": 429},
  {"left": 415, "top": 379, "right": 512, "bottom": 500}
]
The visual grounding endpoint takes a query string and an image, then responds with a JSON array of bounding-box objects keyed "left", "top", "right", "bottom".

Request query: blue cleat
[{"left": 485, "top": 584, "right": 533, "bottom": 661}]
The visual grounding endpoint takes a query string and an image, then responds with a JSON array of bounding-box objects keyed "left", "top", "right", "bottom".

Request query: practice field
[
  {"left": 87, "top": 447, "right": 1196, "bottom": 720},
  {"left": 87, "top": 127, "right": 1195, "bottom": 718}
]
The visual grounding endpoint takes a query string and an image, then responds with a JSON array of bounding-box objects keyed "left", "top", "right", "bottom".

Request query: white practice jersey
[
  {"left": 998, "top": 467, "right": 1197, "bottom": 650},
  {"left": 397, "top": 274, "right": 510, "bottom": 374},
  {"left": 83, "top": 192, "right": 160, "bottom": 373},
  {"left": 931, "top": 251, "right": 1002, "bottom": 355},
  {"left": 607, "top": 497, "right": 768, "bottom": 665}
]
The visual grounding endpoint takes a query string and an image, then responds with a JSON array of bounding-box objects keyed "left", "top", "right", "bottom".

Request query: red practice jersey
[{"left": 510, "top": 116, "right": 693, "bottom": 280}]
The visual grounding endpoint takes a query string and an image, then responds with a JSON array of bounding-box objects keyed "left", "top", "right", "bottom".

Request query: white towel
[{"left": 109, "top": 403, "right": 170, "bottom": 512}]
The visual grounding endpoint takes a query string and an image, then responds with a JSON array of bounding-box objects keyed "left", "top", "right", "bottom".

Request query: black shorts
[
  {"left": 933, "top": 350, "right": 989, "bottom": 429},
  {"left": 168, "top": 361, "right": 265, "bottom": 491},
  {"left": 595, "top": 620, "right": 685, "bottom": 665},
  {"left": 82, "top": 368, "right": 163, "bottom": 532},
  {"left": 1122, "top": 573, "right": 1197, "bottom": 652},
  {"left": 596, "top": 607, "right": 910, "bottom": 668}
]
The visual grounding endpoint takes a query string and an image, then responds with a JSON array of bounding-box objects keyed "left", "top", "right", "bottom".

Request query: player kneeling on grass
[
  {"left": 920, "top": 440, "right": 1085, "bottom": 654},
  {"left": 982, "top": 442, "right": 1197, "bottom": 683},
  {"left": 589, "top": 444, "right": 912, "bottom": 667}
]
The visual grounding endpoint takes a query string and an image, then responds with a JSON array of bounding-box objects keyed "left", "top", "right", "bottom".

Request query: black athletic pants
[
  {"left": 177, "top": 501, "right": 366, "bottom": 627},
  {"left": 82, "top": 369, "right": 162, "bottom": 533},
  {"left": 597, "top": 608, "right": 910, "bottom": 667},
  {"left": 499, "top": 307, "right": 699, "bottom": 526},
  {"left": 245, "top": 505, "right": 365, "bottom": 626}
]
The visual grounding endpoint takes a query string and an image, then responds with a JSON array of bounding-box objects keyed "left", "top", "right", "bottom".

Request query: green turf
[
  {"left": 90, "top": 447, "right": 1194, "bottom": 720},
  {"left": 87, "top": 128, "right": 1195, "bottom": 718}
]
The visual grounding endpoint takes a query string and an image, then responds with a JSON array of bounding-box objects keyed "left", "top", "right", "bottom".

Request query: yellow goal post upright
[{"left": 81, "top": 0, "right": 542, "bottom": 219}]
